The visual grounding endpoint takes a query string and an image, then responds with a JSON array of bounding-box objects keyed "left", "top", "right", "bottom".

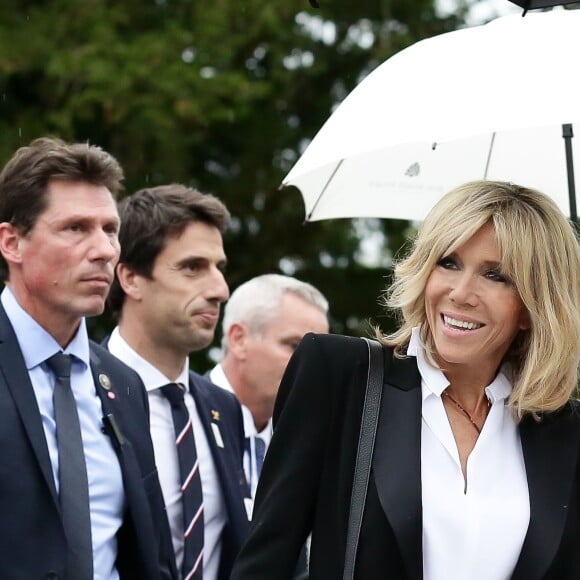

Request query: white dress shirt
[
  {"left": 407, "top": 327, "right": 530, "bottom": 580},
  {"left": 108, "top": 327, "right": 226, "bottom": 580},
  {"left": 2, "top": 287, "right": 125, "bottom": 580},
  {"left": 209, "top": 364, "right": 272, "bottom": 499}
]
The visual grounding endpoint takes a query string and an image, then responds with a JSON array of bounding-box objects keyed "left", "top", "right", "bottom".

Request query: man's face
[
  {"left": 243, "top": 292, "right": 329, "bottom": 408},
  {"left": 135, "top": 220, "right": 229, "bottom": 357},
  {"left": 2, "top": 179, "right": 120, "bottom": 342}
]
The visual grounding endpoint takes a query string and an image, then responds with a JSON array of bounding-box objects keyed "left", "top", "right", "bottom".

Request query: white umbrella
[{"left": 283, "top": 9, "right": 580, "bottom": 222}]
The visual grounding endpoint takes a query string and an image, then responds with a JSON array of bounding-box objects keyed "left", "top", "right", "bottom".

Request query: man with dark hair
[
  {"left": 106, "top": 184, "right": 249, "bottom": 580},
  {"left": 0, "top": 137, "right": 176, "bottom": 579}
]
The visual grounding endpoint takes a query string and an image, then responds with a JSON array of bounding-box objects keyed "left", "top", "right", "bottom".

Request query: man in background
[
  {"left": 0, "top": 137, "right": 175, "bottom": 579},
  {"left": 106, "top": 184, "right": 249, "bottom": 580},
  {"left": 209, "top": 273, "right": 329, "bottom": 498}
]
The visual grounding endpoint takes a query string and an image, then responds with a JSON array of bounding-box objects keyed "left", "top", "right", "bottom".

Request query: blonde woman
[{"left": 231, "top": 181, "right": 580, "bottom": 580}]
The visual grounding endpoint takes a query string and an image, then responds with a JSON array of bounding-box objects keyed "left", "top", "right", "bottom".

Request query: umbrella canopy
[{"left": 283, "top": 9, "right": 580, "bottom": 222}]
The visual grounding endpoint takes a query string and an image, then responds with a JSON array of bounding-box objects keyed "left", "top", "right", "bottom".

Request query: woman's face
[{"left": 424, "top": 222, "right": 530, "bottom": 382}]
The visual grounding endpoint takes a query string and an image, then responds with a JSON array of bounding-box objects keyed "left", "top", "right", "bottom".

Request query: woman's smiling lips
[{"left": 441, "top": 313, "right": 485, "bottom": 333}]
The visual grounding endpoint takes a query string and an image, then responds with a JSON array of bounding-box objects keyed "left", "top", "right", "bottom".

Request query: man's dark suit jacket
[
  {"left": 187, "top": 370, "right": 250, "bottom": 579},
  {"left": 103, "top": 334, "right": 250, "bottom": 580},
  {"left": 231, "top": 333, "right": 580, "bottom": 580},
  {"left": 0, "top": 303, "right": 177, "bottom": 580}
]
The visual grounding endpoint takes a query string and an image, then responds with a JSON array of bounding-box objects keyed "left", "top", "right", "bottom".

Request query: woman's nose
[{"left": 448, "top": 272, "right": 478, "bottom": 306}]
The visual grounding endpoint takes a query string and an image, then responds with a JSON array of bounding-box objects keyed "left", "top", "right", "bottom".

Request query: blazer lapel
[
  {"left": 90, "top": 348, "right": 116, "bottom": 418},
  {"left": 372, "top": 353, "right": 423, "bottom": 580},
  {"left": 0, "top": 304, "right": 58, "bottom": 503},
  {"left": 511, "top": 407, "right": 580, "bottom": 580},
  {"left": 88, "top": 348, "right": 137, "bottom": 458},
  {"left": 188, "top": 372, "right": 247, "bottom": 502},
  {"left": 89, "top": 348, "right": 162, "bottom": 578},
  {"left": 188, "top": 374, "right": 224, "bottom": 459}
]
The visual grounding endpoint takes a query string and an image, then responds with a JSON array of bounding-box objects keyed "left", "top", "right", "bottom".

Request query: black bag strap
[{"left": 343, "top": 337, "right": 385, "bottom": 580}]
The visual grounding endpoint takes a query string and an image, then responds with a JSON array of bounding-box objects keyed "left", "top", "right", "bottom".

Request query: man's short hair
[
  {"left": 221, "top": 273, "right": 328, "bottom": 350},
  {"left": 0, "top": 136, "right": 124, "bottom": 281},
  {"left": 107, "top": 183, "right": 230, "bottom": 316}
]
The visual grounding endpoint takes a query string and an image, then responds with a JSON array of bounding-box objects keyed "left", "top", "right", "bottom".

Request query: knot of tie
[
  {"left": 160, "top": 382, "right": 186, "bottom": 407},
  {"left": 45, "top": 353, "right": 73, "bottom": 380}
]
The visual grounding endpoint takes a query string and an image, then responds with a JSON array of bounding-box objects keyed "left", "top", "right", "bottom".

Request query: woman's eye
[
  {"left": 437, "top": 256, "right": 456, "bottom": 269},
  {"left": 485, "top": 269, "right": 508, "bottom": 283}
]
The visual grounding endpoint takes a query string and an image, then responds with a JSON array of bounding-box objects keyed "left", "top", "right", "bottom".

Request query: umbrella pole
[
  {"left": 306, "top": 159, "right": 344, "bottom": 222},
  {"left": 562, "top": 124, "right": 578, "bottom": 224}
]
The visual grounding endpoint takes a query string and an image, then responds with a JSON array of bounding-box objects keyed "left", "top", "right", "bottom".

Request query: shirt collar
[
  {"left": 108, "top": 326, "right": 189, "bottom": 391},
  {"left": 209, "top": 363, "right": 232, "bottom": 392},
  {"left": 1, "top": 286, "right": 90, "bottom": 370},
  {"left": 210, "top": 363, "right": 265, "bottom": 437},
  {"left": 407, "top": 325, "right": 512, "bottom": 403}
]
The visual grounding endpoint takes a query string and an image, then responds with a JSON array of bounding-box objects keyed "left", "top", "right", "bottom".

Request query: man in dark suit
[
  {"left": 0, "top": 137, "right": 176, "bottom": 579},
  {"left": 106, "top": 184, "right": 250, "bottom": 580}
]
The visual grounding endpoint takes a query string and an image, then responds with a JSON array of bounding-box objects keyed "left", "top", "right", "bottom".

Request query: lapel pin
[
  {"left": 107, "top": 391, "right": 116, "bottom": 400},
  {"left": 99, "top": 374, "right": 112, "bottom": 390},
  {"left": 211, "top": 409, "right": 220, "bottom": 421},
  {"left": 211, "top": 422, "right": 225, "bottom": 448}
]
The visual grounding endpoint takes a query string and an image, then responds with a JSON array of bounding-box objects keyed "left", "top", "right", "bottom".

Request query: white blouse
[{"left": 407, "top": 328, "right": 530, "bottom": 580}]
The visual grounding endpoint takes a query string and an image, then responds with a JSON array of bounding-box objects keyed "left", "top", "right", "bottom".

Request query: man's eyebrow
[{"left": 175, "top": 256, "right": 228, "bottom": 269}]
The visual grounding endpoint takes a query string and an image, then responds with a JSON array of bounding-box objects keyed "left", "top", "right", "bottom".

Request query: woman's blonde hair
[{"left": 382, "top": 180, "right": 580, "bottom": 417}]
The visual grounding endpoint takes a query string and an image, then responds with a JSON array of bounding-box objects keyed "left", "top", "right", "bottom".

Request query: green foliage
[{"left": 0, "top": 0, "right": 465, "bottom": 370}]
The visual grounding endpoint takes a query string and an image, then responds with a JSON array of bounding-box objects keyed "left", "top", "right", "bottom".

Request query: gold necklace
[{"left": 443, "top": 390, "right": 490, "bottom": 434}]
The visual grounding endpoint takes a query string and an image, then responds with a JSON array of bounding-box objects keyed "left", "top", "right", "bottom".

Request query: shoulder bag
[{"left": 342, "top": 337, "right": 385, "bottom": 580}]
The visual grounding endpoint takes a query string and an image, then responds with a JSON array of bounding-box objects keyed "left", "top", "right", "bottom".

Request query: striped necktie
[{"left": 161, "top": 383, "right": 204, "bottom": 580}]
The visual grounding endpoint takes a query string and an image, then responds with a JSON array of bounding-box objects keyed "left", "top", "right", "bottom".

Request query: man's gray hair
[{"left": 221, "top": 274, "right": 328, "bottom": 350}]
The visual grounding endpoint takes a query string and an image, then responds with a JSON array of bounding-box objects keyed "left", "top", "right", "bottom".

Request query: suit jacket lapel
[
  {"left": 188, "top": 372, "right": 247, "bottom": 507},
  {"left": 89, "top": 347, "right": 162, "bottom": 578},
  {"left": 188, "top": 373, "right": 224, "bottom": 464},
  {"left": 511, "top": 407, "right": 580, "bottom": 580},
  {"left": 362, "top": 346, "right": 580, "bottom": 580},
  {"left": 90, "top": 348, "right": 115, "bottom": 417},
  {"left": 0, "top": 303, "right": 58, "bottom": 503},
  {"left": 372, "top": 353, "right": 423, "bottom": 580}
]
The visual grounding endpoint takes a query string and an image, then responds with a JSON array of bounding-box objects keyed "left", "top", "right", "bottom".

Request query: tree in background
[{"left": 0, "top": 0, "right": 466, "bottom": 368}]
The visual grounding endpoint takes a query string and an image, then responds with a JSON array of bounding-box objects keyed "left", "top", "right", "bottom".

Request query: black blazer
[
  {"left": 0, "top": 303, "right": 177, "bottom": 580},
  {"left": 231, "top": 333, "right": 580, "bottom": 580}
]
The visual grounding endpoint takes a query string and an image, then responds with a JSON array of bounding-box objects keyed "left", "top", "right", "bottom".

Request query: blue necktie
[
  {"left": 46, "top": 353, "right": 93, "bottom": 580},
  {"left": 161, "top": 383, "right": 204, "bottom": 579},
  {"left": 254, "top": 437, "right": 266, "bottom": 476},
  {"left": 245, "top": 435, "right": 267, "bottom": 493}
]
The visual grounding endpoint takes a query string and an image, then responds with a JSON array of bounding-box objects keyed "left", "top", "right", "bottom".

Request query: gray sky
[{"left": 438, "top": 0, "right": 521, "bottom": 25}]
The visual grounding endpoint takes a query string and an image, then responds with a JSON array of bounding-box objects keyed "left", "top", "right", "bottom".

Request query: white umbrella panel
[{"left": 283, "top": 9, "right": 580, "bottom": 222}]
